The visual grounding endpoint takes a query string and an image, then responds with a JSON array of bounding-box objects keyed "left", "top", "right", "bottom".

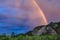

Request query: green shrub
[{"left": 0, "top": 34, "right": 60, "bottom": 40}]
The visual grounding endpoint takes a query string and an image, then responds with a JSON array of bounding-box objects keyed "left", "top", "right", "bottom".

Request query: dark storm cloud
[
  {"left": 0, "top": 19, "right": 31, "bottom": 34},
  {"left": 0, "top": 23, "right": 30, "bottom": 35}
]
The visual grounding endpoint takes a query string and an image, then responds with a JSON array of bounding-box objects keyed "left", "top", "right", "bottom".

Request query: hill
[{"left": 25, "top": 22, "right": 60, "bottom": 36}]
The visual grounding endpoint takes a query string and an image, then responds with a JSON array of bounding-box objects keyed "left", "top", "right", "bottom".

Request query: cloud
[
  {"left": 0, "top": 0, "right": 46, "bottom": 27},
  {"left": 0, "top": 0, "right": 49, "bottom": 34},
  {"left": 0, "top": 14, "right": 7, "bottom": 20},
  {"left": 36, "top": 0, "right": 60, "bottom": 22}
]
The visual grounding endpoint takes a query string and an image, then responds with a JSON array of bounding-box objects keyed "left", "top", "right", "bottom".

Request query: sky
[
  {"left": 36, "top": 0, "right": 60, "bottom": 22},
  {"left": 0, "top": 0, "right": 60, "bottom": 35}
]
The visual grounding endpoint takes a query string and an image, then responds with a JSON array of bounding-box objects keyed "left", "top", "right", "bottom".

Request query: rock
[
  {"left": 31, "top": 25, "right": 47, "bottom": 35},
  {"left": 25, "top": 22, "right": 60, "bottom": 36},
  {"left": 46, "top": 25, "right": 57, "bottom": 35},
  {"left": 31, "top": 24, "right": 57, "bottom": 35}
]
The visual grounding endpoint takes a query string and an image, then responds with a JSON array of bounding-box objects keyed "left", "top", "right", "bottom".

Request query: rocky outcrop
[
  {"left": 25, "top": 22, "right": 60, "bottom": 36},
  {"left": 31, "top": 25, "right": 57, "bottom": 35}
]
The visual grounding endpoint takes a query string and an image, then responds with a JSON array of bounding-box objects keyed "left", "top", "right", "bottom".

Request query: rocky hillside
[{"left": 25, "top": 22, "right": 60, "bottom": 36}]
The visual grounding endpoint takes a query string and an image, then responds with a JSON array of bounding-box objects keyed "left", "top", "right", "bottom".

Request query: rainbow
[
  {"left": 33, "top": 0, "right": 48, "bottom": 25},
  {"left": 15, "top": 0, "right": 48, "bottom": 25},
  {"left": 15, "top": 0, "right": 20, "bottom": 8}
]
